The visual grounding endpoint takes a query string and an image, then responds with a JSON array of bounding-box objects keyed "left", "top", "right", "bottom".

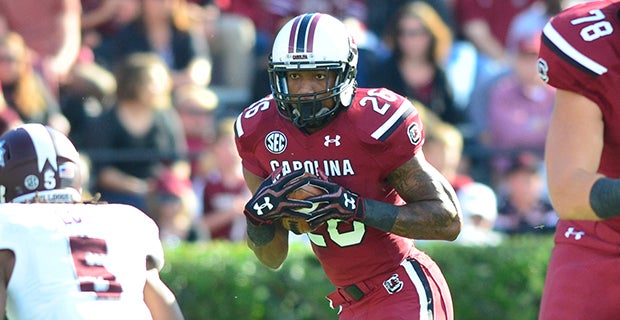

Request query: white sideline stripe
[
  {"left": 371, "top": 101, "right": 409, "bottom": 140},
  {"left": 25, "top": 124, "right": 57, "bottom": 171},
  {"left": 402, "top": 259, "right": 430, "bottom": 320},
  {"left": 542, "top": 23, "right": 607, "bottom": 75}
]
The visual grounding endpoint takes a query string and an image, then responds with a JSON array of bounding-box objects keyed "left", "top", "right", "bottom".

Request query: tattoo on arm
[{"left": 384, "top": 156, "right": 461, "bottom": 240}]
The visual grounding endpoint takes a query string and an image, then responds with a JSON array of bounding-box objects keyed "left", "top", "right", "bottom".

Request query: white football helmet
[
  {"left": 0, "top": 124, "right": 82, "bottom": 203},
  {"left": 269, "top": 13, "right": 358, "bottom": 129}
]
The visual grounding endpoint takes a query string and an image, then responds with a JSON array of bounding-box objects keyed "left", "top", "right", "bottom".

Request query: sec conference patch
[{"left": 265, "top": 131, "right": 287, "bottom": 154}]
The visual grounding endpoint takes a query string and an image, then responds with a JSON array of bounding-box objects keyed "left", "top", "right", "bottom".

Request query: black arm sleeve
[{"left": 589, "top": 177, "right": 620, "bottom": 219}]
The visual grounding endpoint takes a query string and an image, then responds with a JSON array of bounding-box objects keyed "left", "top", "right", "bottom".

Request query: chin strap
[{"left": 12, "top": 188, "right": 82, "bottom": 203}]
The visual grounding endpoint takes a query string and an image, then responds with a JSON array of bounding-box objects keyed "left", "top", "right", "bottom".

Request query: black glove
[
  {"left": 244, "top": 168, "right": 313, "bottom": 226},
  {"left": 303, "top": 173, "right": 365, "bottom": 229}
]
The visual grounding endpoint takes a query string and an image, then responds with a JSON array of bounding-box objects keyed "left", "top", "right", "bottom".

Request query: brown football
[
  {"left": 281, "top": 182, "right": 325, "bottom": 234},
  {"left": 288, "top": 183, "right": 325, "bottom": 201}
]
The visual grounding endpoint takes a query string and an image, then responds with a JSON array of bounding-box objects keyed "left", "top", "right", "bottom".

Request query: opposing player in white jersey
[
  {"left": 235, "top": 13, "right": 461, "bottom": 319},
  {"left": 0, "top": 124, "right": 184, "bottom": 320}
]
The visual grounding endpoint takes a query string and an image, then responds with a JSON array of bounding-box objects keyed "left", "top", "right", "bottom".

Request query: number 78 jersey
[
  {"left": 235, "top": 88, "right": 425, "bottom": 286},
  {"left": 538, "top": 1, "right": 620, "bottom": 178},
  {"left": 0, "top": 203, "right": 164, "bottom": 320}
]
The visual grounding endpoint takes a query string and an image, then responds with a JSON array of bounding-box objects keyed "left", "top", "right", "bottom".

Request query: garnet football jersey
[
  {"left": 0, "top": 203, "right": 164, "bottom": 320},
  {"left": 538, "top": 0, "right": 620, "bottom": 230},
  {"left": 539, "top": 0, "right": 620, "bottom": 178},
  {"left": 235, "top": 88, "right": 426, "bottom": 286}
]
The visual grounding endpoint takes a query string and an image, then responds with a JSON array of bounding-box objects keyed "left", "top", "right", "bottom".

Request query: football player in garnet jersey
[
  {"left": 234, "top": 13, "right": 461, "bottom": 319},
  {"left": 0, "top": 124, "right": 184, "bottom": 320},
  {"left": 537, "top": 1, "right": 620, "bottom": 319}
]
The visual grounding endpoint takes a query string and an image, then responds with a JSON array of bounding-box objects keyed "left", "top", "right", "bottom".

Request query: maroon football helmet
[{"left": 0, "top": 124, "right": 82, "bottom": 203}]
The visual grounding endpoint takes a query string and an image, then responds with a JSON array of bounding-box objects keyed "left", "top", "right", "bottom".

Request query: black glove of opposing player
[
  {"left": 303, "top": 173, "right": 365, "bottom": 229},
  {"left": 244, "top": 168, "right": 313, "bottom": 226}
]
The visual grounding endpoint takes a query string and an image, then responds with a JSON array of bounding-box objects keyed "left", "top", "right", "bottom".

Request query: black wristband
[
  {"left": 589, "top": 177, "right": 620, "bottom": 219},
  {"left": 246, "top": 221, "right": 276, "bottom": 246},
  {"left": 361, "top": 198, "right": 398, "bottom": 232}
]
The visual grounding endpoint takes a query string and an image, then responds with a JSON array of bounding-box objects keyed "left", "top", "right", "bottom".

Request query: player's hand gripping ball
[
  {"left": 243, "top": 168, "right": 312, "bottom": 226},
  {"left": 280, "top": 172, "right": 327, "bottom": 234}
]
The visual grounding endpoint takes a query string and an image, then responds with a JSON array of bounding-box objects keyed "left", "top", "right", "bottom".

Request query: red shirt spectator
[
  {"left": 454, "top": 0, "right": 536, "bottom": 61},
  {"left": 0, "top": 0, "right": 81, "bottom": 91}
]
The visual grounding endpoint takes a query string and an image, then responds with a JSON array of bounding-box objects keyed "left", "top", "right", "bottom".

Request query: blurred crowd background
[{"left": 0, "top": 0, "right": 587, "bottom": 246}]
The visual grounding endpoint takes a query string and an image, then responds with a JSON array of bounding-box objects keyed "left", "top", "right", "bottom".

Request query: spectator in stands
[
  {"left": 506, "top": 0, "right": 564, "bottom": 55},
  {"left": 0, "top": 32, "right": 70, "bottom": 134},
  {"left": 101, "top": 0, "right": 210, "bottom": 89},
  {"left": 366, "top": 0, "right": 456, "bottom": 37},
  {"left": 80, "top": 0, "right": 122, "bottom": 34},
  {"left": 146, "top": 167, "right": 198, "bottom": 245},
  {"left": 453, "top": 0, "right": 536, "bottom": 63},
  {"left": 85, "top": 53, "right": 190, "bottom": 214},
  {"left": 456, "top": 182, "right": 503, "bottom": 246},
  {"left": 342, "top": 16, "right": 388, "bottom": 88},
  {"left": 0, "top": 82, "right": 21, "bottom": 134},
  {"left": 370, "top": 1, "right": 468, "bottom": 127},
  {"left": 59, "top": 60, "right": 117, "bottom": 148},
  {"left": 421, "top": 99, "right": 501, "bottom": 246},
  {"left": 494, "top": 152, "right": 558, "bottom": 235},
  {"left": 421, "top": 106, "right": 472, "bottom": 191},
  {"left": 457, "top": 2, "right": 554, "bottom": 183},
  {"left": 194, "top": 117, "right": 250, "bottom": 242},
  {"left": 81, "top": 0, "right": 142, "bottom": 65},
  {"left": 173, "top": 84, "right": 219, "bottom": 179},
  {"left": 481, "top": 31, "right": 554, "bottom": 181},
  {"left": 80, "top": 0, "right": 122, "bottom": 50},
  {"left": 0, "top": 0, "right": 82, "bottom": 96},
  {"left": 194, "top": 0, "right": 257, "bottom": 112}
]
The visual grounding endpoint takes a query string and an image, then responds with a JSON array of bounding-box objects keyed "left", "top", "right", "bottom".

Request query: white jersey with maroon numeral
[{"left": 0, "top": 203, "right": 164, "bottom": 320}]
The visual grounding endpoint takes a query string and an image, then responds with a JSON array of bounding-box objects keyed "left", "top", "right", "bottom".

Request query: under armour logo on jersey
[
  {"left": 383, "top": 274, "right": 404, "bottom": 294},
  {"left": 564, "top": 227, "right": 585, "bottom": 240},
  {"left": 0, "top": 140, "right": 5, "bottom": 167},
  {"left": 343, "top": 192, "right": 357, "bottom": 209},
  {"left": 324, "top": 135, "right": 341, "bottom": 147},
  {"left": 253, "top": 197, "right": 274, "bottom": 215}
]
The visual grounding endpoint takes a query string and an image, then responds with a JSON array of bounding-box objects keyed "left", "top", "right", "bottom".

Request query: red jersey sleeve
[
  {"left": 347, "top": 88, "right": 425, "bottom": 178},
  {"left": 538, "top": 1, "right": 620, "bottom": 115},
  {"left": 234, "top": 95, "right": 276, "bottom": 179},
  {"left": 538, "top": 1, "right": 620, "bottom": 179}
]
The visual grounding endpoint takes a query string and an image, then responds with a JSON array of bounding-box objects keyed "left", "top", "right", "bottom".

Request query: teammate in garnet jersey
[
  {"left": 537, "top": 1, "right": 620, "bottom": 318},
  {"left": 0, "top": 124, "right": 184, "bottom": 320},
  {"left": 234, "top": 13, "right": 461, "bottom": 319}
]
